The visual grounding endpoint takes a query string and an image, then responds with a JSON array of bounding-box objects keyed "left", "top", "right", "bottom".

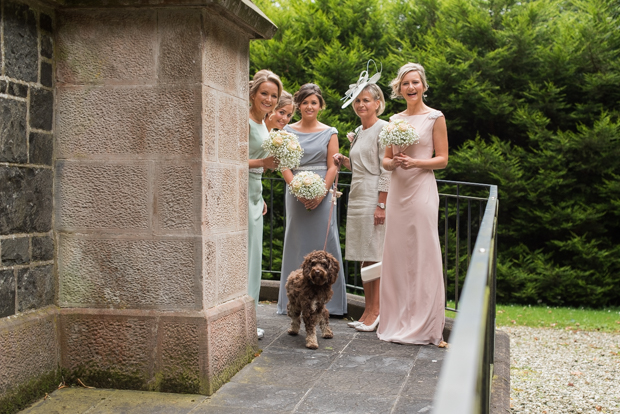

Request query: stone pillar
[
  {"left": 53, "top": 2, "right": 275, "bottom": 395},
  {"left": 0, "top": 0, "right": 277, "bottom": 406}
]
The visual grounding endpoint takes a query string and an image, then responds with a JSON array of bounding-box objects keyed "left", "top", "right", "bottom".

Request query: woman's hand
[
  {"left": 374, "top": 207, "right": 385, "bottom": 225},
  {"left": 299, "top": 196, "right": 324, "bottom": 210},
  {"left": 262, "top": 200, "right": 268, "bottom": 216},
  {"left": 262, "top": 156, "right": 278, "bottom": 170},
  {"left": 333, "top": 153, "right": 350, "bottom": 170},
  {"left": 393, "top": 153, "right": 417, "bottom": 170}
]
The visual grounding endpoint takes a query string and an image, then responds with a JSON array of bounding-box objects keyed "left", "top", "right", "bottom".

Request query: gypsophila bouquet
[
  {"left": 378, "top": 119, "right": 420, "bottom": 152},
  {"left": 288, "top": 171, "right": 327, "bottom": 200},
  {"left": 262, "top": 130, "right": 304, "bottom": 171}
]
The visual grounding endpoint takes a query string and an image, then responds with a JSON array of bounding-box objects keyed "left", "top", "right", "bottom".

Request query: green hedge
[{"left": 251, "top": 0, "right": 620, "bottom": 307}]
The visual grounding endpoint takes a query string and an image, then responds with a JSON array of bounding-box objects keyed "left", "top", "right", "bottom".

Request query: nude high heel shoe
[{"left": 355, "top": 315, "right": 379, "bottom": 332}]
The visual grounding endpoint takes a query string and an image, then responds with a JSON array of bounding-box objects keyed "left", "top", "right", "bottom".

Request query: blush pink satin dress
[{"left": 376, "top": 109, "right": 445, "bottom": 345}]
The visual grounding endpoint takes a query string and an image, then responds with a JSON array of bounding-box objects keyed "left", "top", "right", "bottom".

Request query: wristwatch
[{"left": 377, "top": 203, "right": 385, "bottom": 209}]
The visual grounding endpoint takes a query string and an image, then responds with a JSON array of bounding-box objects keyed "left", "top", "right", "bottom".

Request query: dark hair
[{"left": 293, "top": 83, "right": 326, "bottom": 111}]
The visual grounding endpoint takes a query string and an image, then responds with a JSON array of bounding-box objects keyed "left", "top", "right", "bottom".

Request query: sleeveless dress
[
  {"left": 377, "top": 110, "right": 445, "bottom": 345},
  {"left": 276, "top": 125, "right": 348, "bottom": 316},
  {"left": 248, "top": 119, "right": 269, "bottom": 306},
  {"left": 345, "top": 119, "right": 391, "bottom": 262}
]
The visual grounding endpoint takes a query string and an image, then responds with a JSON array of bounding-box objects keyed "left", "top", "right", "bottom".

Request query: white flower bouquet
[
  {"left": 261, "top": 130, "right": 304, "bottom": 171},
  {"left": 378, "top": 119, "right": 420, "bottom": 153},
  {"left": 288, "top": 171, "right": 327, "bottom": 200}
]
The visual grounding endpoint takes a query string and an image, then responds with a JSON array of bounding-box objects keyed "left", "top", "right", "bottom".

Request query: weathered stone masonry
[{"left": 0, "top": 0, "right": 277, "bottom": 411}]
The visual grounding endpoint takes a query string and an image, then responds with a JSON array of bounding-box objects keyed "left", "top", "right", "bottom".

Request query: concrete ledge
[
  {"left": 260, "top": 279, "right": 454, "bottom": 341},
  {"left": 491, "top": 330, "right": 511, "bottom": 413}
]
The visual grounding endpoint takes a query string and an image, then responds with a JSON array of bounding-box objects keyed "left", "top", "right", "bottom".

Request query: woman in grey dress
[
  {"left": 276, "top": 83, "right": 348, "bottom": 316},
  {"left": 334, "top": 83, "right": 390, "bottom": 332}
]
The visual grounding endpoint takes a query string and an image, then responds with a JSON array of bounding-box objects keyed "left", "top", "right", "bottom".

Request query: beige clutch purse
[{"left": 360, "top": 262, "right": 382, "bottom": 283}]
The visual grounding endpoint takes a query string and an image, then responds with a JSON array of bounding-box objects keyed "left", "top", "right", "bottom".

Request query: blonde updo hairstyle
[
  {"left": 274, "top": 90, "right": 294, "bottom": 112},
  {"left": 357, "top": 83, "right": 386, "bottom": 116},
  {"left": 293, "top": 83, "right": 326, "bottom": 112},
  {"left": 249, "top": 69, "right": 283, "bottom": 104},
  {"left": 389, "top": 62, "right": 429, "bottom": 99}
]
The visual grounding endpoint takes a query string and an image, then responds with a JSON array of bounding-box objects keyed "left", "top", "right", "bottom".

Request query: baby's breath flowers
[
  {"left": 262, "top": 130, "right": 304, "bottom": 171},
  {"left": 378, "top": 119, "right": 420, "bottom": 152},
  {"left": 288, "top": 171, "right": 327, "bottom": 201}
]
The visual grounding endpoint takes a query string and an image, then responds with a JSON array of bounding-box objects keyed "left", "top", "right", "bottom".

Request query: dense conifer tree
[{"left": 252, "top": 0, "right": 620, "bottom": 307}]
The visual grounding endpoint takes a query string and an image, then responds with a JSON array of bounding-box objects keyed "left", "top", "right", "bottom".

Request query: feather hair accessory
[{"left": 341, "top": 59, "right": 382, "bottom": 109}]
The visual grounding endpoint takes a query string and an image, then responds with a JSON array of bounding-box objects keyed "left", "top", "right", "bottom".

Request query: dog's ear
[
  {"left": 327, "top": 253, "right": 339, "bottom": 285},
  {"left": 302, "top": 253, "right": 313, "bottom": 278}
]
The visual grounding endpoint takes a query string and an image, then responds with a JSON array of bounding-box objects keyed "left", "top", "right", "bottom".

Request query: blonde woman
[
  {"left": 248, "top": 69, "right": 282, "bottom": 339},
  {"left": 334, "top": 78, "right": 390, "bottom": 332},
  {"left": 378, "top": 63, "right": 448, "bottom": 346}
]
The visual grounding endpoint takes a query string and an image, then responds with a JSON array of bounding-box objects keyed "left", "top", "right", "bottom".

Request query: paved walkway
[{"left": 20, "top": 303, "right": 446, "bottom": 414}]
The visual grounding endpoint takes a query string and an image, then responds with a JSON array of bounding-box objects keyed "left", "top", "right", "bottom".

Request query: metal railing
[
  {"left": 261, "top": 173, "right": 493, "bottom": 312},
  {"left": 433, "top": 184, "right": 499, "bottom": 414}
]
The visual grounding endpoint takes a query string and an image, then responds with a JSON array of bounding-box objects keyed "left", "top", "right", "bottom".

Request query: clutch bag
[{"left": 361, "top": 262, "right": 382, "bottom": 283}]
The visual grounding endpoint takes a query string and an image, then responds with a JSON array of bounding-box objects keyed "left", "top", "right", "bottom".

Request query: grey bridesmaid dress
[{"left": 276, "top": 125, "right": 348, "bottom": 316}]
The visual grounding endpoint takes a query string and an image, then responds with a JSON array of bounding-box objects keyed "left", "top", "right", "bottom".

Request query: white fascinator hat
[{"left": 341, "top": 59, "right": 382, "bottom": 109}]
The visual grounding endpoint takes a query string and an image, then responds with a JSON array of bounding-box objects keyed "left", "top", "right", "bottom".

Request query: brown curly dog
[{"left": 286, "top": 250, "right": 340, "bottom": 349}]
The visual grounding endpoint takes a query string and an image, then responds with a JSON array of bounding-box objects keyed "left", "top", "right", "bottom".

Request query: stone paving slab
[{"left": 19, "top": 303, "right": 446, "bottom": 414}]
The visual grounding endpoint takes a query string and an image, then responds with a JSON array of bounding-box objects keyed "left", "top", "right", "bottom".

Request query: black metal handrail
[
  {"left": 261, "top": 173, "right": 492, "bottom": 313},
  {"left": 432, "top": 185, "right": 499, "bottom": 414}
]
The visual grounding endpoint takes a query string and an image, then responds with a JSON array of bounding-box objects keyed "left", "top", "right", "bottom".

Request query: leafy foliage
[{"left": 252, "top": 0, "right": 620, "bottom": 307}]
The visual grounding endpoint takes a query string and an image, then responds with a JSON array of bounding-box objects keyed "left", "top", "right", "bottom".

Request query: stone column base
[{"left": 58, "top": 295, "right": 257, "bottom": 395}]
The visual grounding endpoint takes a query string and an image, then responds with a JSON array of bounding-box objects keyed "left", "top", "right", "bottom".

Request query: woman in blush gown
[
  {"left": 378, "top": 63, "right": 449, "bottom": 346},
  {"left": 276, "top": 83, "right": 347, "bottom": 316}
]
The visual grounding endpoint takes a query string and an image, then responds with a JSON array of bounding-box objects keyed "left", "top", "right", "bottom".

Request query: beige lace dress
[{"left": 345, "top": 119, "right": 391, "bottom": 262}]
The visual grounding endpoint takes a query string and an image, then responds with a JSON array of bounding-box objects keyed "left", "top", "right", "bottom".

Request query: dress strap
[{"left": 428, "top": 110, "right": 444, "bottom": 120}]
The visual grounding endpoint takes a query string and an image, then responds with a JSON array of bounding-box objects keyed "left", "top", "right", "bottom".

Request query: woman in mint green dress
[{"left": 248, "top": 70, "right": 282, "bottom": 338}]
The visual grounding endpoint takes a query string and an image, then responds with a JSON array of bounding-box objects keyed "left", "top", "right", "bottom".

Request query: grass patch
[
  {"left": 496, "top": 304, "right": 620, "bottom": 332},
  {"left": 445, "top": 301, "right": 620, "bottom": 332}
]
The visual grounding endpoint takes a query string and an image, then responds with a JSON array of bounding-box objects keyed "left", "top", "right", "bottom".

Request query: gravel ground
[{"left": 503, "top": 326, "right": 620, "bottom": 413}]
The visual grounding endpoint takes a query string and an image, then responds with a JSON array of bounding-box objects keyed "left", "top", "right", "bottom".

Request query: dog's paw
[
  {"left": 305, "top": 340, "right": 319, "bottom": 349},
  {"left": 321, "top": 329, "right": 333, "bottom": 339},
  {"left": 287, "top": 328, "right": 299, "bottom": 336}
]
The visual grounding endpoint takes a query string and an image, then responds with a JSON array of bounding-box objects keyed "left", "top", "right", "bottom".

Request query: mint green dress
[{"left": 248, "top": 119, "right": 269, "bottom": 306}]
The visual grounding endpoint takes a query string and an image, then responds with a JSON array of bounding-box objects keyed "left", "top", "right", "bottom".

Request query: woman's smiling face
[
  {"left": 353, "top": 90, "right": 380, "bottom": 119},
  {"left": 270, "top": 104, "right": 294, "bottom": 130},
  {"left": 299, "top": 94, "right": 321, "bottom": 121},
  {"left": 252, "top": 81, "right": 279, "bottom": 116},
  {"left": 400, "top": 71, "right": 425, "bottom": 104}
]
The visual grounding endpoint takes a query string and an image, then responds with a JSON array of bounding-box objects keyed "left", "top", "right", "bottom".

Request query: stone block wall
[
  {"left": 0, "top": 0, "right": 55, "bottom": 319},
  {"left": 0, "top": 2, "right": 61, "bottom": 410}
]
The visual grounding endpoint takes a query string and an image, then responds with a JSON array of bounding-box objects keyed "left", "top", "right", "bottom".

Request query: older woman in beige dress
[{"left": 334, "top": 82, "right": 390, "bottom": 332}]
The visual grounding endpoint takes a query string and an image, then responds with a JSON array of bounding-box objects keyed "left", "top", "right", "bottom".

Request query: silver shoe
[
  {"left": 347, "top": 321, "right": 363, "bottom": 328},
  {"left": 257, "top": 328, "right": 264, "bottom": 339}
]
